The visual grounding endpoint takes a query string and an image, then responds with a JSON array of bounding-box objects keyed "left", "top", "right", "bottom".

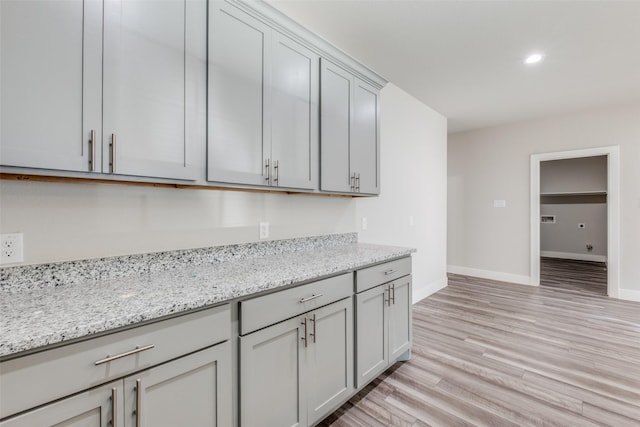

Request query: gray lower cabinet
[
  {"left": 240, "top": 297, "right": 353, "bottom": 427},
  {"left": 320, "top": 59, "right": 380, "bottom": 195},
  {"left": 356, "top": 275, "right": 412, "bottom": 388},
  {"left": 1, "top": 343, "right": 230, "bottom": 427},
  {"left": 208, "top": 1, "right": 318, "bottom": 190}
]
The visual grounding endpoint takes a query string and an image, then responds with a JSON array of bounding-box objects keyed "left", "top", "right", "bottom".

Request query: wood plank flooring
[{"left": 319, "top": 259, "right": 640, "bottom": 427}]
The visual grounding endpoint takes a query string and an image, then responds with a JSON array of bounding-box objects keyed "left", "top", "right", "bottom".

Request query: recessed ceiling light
[{"left": 524, "top": 53, "right": 544, "bottom": 65}]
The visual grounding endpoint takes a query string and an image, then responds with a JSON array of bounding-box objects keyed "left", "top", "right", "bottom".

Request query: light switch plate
[
  {"left": 259, "top": 222, "right": 269, "bottom": 239},
  {"left": 361, "top": 217, "right": 368, "bottom": 230},
  {"left": 493, "top": 200, "right": 506, "bottom": 208}
]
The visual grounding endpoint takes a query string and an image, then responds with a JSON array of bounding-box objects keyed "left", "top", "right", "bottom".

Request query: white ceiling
[{"left": 268, "top": 0, "right": 640, "bottom": 133}]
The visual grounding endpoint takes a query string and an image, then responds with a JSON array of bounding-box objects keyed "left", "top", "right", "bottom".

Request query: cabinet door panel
[
  {"left": 320, "top": 60, "right": 352, "bottom": 193},
  {"left": 355, "top": 285, "right": 388, "bottom": 388},
  {"left": 270, "top": 33, "right": 319, "bottom": 190},
  {"left": 0, "top": 0, "right": 101, "bottom": 172},
  {"left": 352, "top": 79, "right": 380, "bottom": 195},
  {"left": 306, "top": 297, "right": 354, "bottom": 425},
  {"left": 240, "top": 317, "right": 304, "bottom": 427},
  {"left": 208, "top": 3, "right": 270, "bottom": 186},
  {"left": 389, "top": 276, "right": 412, "bottom": 361},
  {"left": 0, "top": 381, "right": 122, "bottom": 427},
  {"left": 125, "top": 342, "right": 231, "bottom": 427},
  {"left": 103, "top": 0, "right": 200, "bottom": 180}
]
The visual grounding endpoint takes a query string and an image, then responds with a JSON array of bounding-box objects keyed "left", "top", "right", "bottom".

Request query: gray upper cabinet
[
  {"left": 1, "top": 0, "right": 204, "bottom": 181},
  {"left": 0, "top": 0, "right": 102, "bottom": 173},
  {"left": 102, "top": 0, "right": 204, "bottom": 180},
  {"left": 320, "top": 59, "right": 380, "bottom": 195},
  {"left": 208, "top": 2, "right": 318, "bottom": 190}
]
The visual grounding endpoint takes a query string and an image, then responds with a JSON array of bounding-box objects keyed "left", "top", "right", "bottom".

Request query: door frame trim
[{"left": 530, "top": 146, "right": 620, "bottom": 297}]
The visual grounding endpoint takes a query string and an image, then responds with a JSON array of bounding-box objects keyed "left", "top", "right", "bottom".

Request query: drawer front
[
  {"left": 0, "top": 304, "right": 230, "bottom": 420},
  {"left": 240, "top": 273, "right": 352, "bottom": 335},
  {"left": 356, "top": 257, "right": 411, "bottom": 293}
]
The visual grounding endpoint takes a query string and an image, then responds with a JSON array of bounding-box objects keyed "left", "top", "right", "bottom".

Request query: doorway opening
[{"left": 530, "top": 147, "right": 620, "bottom": 298}]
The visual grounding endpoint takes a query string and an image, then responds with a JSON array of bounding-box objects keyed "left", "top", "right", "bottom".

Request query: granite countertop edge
[{"left": 0, "top": 243, "right": 415, "bottom": 359}]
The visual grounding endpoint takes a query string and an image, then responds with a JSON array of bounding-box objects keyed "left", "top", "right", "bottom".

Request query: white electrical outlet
[
  {"left": 361, "top": 217, "right": 368, "bottom": 230},
  {"left": 1, "top": 233, "right": 24, "bottom": 264},
  {"left": 259, "top": 222, "right": 269, "bottom": 239}
]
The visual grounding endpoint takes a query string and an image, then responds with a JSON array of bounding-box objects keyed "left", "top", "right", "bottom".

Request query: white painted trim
[
  {"left": 540, "top": 251, "right": 607, "bottom": 263},
  {"left": 447, "top": 265, "right": 532, "bottom": 286},
  {"left": 618, "top": 289, "right": 640, "bottom": 302},
  {"left": 412, "top": 277, "right": 447, "bottom": 304},
  {"left": 530, "top": 146, "right": 620, "bottom": 298}
]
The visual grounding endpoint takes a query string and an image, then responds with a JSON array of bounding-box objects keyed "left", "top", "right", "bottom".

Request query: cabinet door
[
  {"left": 103, "top": 0, "right": 203, "bottom": 180},
  {"left": 320, "top": 59, "right": 353, "bottom": 193},
  {"left": 0, "top": 381, "right": 122, "bottom": 427},
  {"left": 306, "top": 297, "right": 354, "bottom": 425},
  {"left": 124, "top": 342, "right": 231, "bottom": 427},
  {"left": 0, "top": 0, "right": 102, "bottom": 172},
  {"left": 355, "top": 284, "right": 389, "bottom": 388},
  {"left": 270, "top": 32, "right": 319, "bottom": 190},
  {"left": 388, "top": 276, "right": 412, "bottom": 361},
  {"left": 240, "top": 316, "right": 305, "bottom": 427},
  {"left": 351, "top": 79, "right": 380, "bottom": 195},
  {"left": 208, "top": 2, "right": 271, "bottom": 186}
]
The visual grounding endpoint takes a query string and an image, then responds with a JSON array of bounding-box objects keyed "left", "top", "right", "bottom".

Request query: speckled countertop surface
[{"left": 0, "top": 239, "right": 414, "bottom": 358}]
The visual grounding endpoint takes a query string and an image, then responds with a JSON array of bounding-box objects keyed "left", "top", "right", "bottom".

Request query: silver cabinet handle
[
  {"left": 273, "top": 159, "right": 279, "bottom": 185},
  {"left": 384, "top": 285, "right": 390, "bottom": 307},
  {"left": 111, "top": 387, "right": 118, "bottom": 427},
  {"left": 94, "top": 344, "right": 155, "bottom": 365},
  {"left": 301, "top": 317, "right": 308, "bottom": 348},
  {"left": 384, "top": 269, "right": 397, "bottom": 276},
  {"left": 309, "top": 313, "right": 316, "bottom": 343},
  {"left": 350, "top": 173, "right": 356, "bottom": 191},
  {"left": 135, "top": 379, "right": 142, "bottom": 426},
  {"left": 356, "top": 173, "right": 361, "bottom": 192},
  {"left": 391, "top": 283, "right": 396, "bottom": 305},
  {"left": 299, "top": 294, "right": 323, "bottom": 303},
  {"left": 89, "top": 129, "right": 96, "bottom": 172},
  {"left": 265, "top": 158, "right": 270, "bottom": 183},
  {"left": 110, "top": 133, "right": 116, "bottom": 173}
]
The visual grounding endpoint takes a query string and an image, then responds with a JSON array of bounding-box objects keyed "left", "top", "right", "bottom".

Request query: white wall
[
  {"left": 357, "top": 84, "right": 448, "bottom": 303},
  {"left": 0, "top": 180, "right": 356, "bottom": 264},
  {"left": 448, "top": 101, "right": 640, "bottom": 297}
]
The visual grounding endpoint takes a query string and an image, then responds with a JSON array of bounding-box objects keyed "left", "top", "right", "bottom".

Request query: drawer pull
[
  {"left": 301, "top": 317, "right": 308, "bottom": 348},
  {"left": 94, "top": 344, "right": 155, "bottom": 365},
  {"left": 299, "top": 294, "right": 323, "bottom": 303},
  {"left": 383, "top": 269, "right": 397, "bottom": 276}
]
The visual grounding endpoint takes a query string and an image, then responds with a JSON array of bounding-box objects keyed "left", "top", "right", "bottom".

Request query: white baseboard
[
  {"left": 412, "top": 276, "right": 447, "bottom": 304},
  {"left": 447, "top": 265, "right": 533, "bottom": 286},
  {"left": 618, "top": 289, "right": 640, "bottom": 302},
  {"left": 541, "top": 251, "right": 607, "bottom": 263}
]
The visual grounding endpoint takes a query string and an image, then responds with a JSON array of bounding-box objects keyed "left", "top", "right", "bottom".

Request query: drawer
[
  {"left": 240, "top": 273, "right": 352, "bottom": 335},
  {"left": 356, "top": 257, "right": 411, "bottom": 293},
  {"left": 0, "top": 304, "right": 230, "bottom": 420}
]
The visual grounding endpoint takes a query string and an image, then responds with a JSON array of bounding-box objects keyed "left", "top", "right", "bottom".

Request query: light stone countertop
[{"left": 0, "top": 241, "right": 414, "bottom": 358}]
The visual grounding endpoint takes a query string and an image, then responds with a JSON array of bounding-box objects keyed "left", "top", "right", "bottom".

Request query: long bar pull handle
[
  {"left": 350, "top": 173, "right": 356, "bottom": 191},
  {"left": 273, "top": 160, "right": 279, "bottom": 185},
  {"left": 384, "top": 286, "right": 390, "bottom": 306},
  {"left": 309, "top": 313, "right": 317, "bottom": 343},
  {"left": 299, "top": 294, "right": 323, "bottom": 303},
  {"left": 391, "top": 283, "right": 396, "bottom": 305},
  {"left": 301, "top": 317, "right": 308, "bottom": 348},
  {"left": 110, "top": 133, "right": 116, "bottom": 173},
  {"left": 111, "top": 387, "right": 118, "bottom": 427},
  {"left": 356, "top": 173, "right": 361, "bottom": 192},
  {"left": 265, "top": 158, "right": 270, "bottom": 184},
  {"left": 384, "top": 269, "right": 397, "bottom": 276},
  {"left": 89, "top": 130, "right": 96, "bottom": 172},
  {"left": 94, "top": 344, "right": 155, "bottom": 365},
  {"left": 135, "top": 379, "right": 142, "bottom": 426}
]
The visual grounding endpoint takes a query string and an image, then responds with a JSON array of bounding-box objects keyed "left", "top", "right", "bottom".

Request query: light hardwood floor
[{"left": 320, "top": 259, "right": 640, "bottom": 426}]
